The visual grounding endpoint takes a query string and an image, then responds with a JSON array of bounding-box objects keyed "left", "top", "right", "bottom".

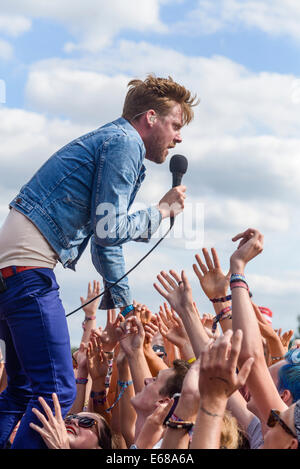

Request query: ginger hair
[{"left": 122, "top": 74, "right": 199, "bottom": 126}]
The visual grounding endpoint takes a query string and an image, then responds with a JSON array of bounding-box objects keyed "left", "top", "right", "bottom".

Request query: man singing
[{"left": 0, "top": 74, "right": 198, "bottom": 448}]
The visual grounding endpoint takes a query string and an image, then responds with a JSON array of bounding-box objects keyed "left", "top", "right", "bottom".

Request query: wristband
[
  {"left": 90, "top": 390, "right": 106, "bottom": 398},
  {"left": 121, "top": 304, "right": 134, "bottom": 318},
  {"left": 230, "top": 273, "right": 246, "bottom": 282},
  {"left": 212, "top": 306, "right": 232, "bottom": 333},
  {"left": 105, "top": 380, "right": 133, "bottom": 412},
  {"left": 230, "top": 281, "right": 249, "bottom": 291},
  {"left": 93, "top": 397, "right": 107, "bottom": 405},
  {"left": 165, "top": 420, "right": 194, "bottom": 430},
  {"left": 210, "top": 295, "right": 231, "bottom": 304},
  {"left": 187, "top": 357, "right": 196, "bottom": 364},
  {"left": 76, "top": 378, "right": 88, "bottom": 384}
]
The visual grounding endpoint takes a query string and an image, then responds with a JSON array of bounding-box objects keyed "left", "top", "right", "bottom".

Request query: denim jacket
[{"left": 9, "top": 118, "right": 162, "bottom": 309}]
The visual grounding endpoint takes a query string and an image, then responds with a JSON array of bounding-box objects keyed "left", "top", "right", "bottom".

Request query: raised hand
[
  {"left": 87, "top": 336, "right": 108, "bottom": 381},
  {"left": 276, "top": 328, "right": 294, "bottom": 355},
  {"left": 199, "top": 330, "right": 254, "bottom": 400},
  {"left": 29, "top": 393, "right": 70, "bottom": 449},
  {"left": 92, "top": 309, "right": 122, "bottom": 352},
  {"left": 80, "top": 281, "right": 101, "bottom": 318},
  {"left": 143, "top": 317, "right": 159, "bottom": 346},
  {"left": 230, "top": 228, "right": 264, "bottom": 273},
  {"left": 73, "top": 342, "right": 88, "bottom": 373},
  {"left": 116, "top": 316, "right": 145, "bottom": 358},
  {"left": 193, "top": 248, "right": 230, "bottom": 300},
  {"left": 156, "top": 303, "right": 189, "bottom": 349},
  {"left": 154, "top": 269, "right": 194, "bottom": 316}
]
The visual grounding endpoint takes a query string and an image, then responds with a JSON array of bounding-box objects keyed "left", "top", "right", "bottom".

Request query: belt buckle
[{"left": 0, "top": 272, "right": 7, "bottom": 293}]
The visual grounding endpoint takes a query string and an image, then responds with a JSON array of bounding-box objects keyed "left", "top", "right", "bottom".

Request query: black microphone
[
  {"left": 169, "top": 154, "right": 188, "bottom": 188},
  {"left": 169, "top": 154, "right": 188, "bottom": 227}
]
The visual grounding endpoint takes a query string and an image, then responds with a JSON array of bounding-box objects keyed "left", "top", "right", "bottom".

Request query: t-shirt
[{"left": 247, "top": 416, "right": 264, "bottom": 449}]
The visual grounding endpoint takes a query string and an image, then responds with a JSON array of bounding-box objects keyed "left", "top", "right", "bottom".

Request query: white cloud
[
  {"left": 25, "top": 66, "right": 129, "bottom": 126},
  {"left": 248, "top": 273, "right": 300, "bottom": 296},
  {"left": 0, "top": 14, "right": 31, "bottom": 37},
  {"left": 176, "top": 0, "right": 300, "bottom": 41},
  {"left": 0, "top": 0, "right": 167, "bottom": 52},
  {"left": 0, "top": 107, "right": 90, "bottom": 190},
  {"left": 25, "top": 42, "right": 300, "bottom": 139},
  {"left": 0, "top": 38, "right": 13, "bottom": 60}
]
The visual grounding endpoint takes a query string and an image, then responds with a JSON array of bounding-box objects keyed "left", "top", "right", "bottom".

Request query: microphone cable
[{"left": 65, "top": 218, "right": 175, "bottom": 318}]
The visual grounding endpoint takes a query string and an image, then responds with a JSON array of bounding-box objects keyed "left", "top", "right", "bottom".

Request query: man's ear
[
  {"left": 280, "top": 389, "right": 293, "bottom": 405},
  {"left": 146, "top": 110, "right": 157, "bottom": 126},
  {"left": 288, "top": 438, "right": 299, "bottom": 450}
]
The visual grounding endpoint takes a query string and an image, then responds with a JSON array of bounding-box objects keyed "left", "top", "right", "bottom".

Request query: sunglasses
[
  {"left": 65, "top": 414, "right": 98, "bottom": 429},
  {"left": 267, "top": 409, "right": 297, "bottom": 439}
]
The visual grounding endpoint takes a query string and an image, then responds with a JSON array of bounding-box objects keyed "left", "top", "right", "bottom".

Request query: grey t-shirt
[{"left": 247, "top": 416, "right": 264, "bottom": 449}]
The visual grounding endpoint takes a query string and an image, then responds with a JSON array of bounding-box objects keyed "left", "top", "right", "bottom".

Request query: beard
[{"left": 144, "top": 134, "right": 169, "bottom": 164}]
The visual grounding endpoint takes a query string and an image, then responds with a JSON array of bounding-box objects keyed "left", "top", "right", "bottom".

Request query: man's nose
[{"left": 175, "top": 132, "right": 182, "bottom": 143}]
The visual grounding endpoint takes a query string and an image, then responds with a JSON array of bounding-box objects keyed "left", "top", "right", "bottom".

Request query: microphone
[
  {"left": 169, "top": 154, "right": 188, "bottom": 227},
  {"left": 169, "top": 154, "right": 188, "bottom": 188}
]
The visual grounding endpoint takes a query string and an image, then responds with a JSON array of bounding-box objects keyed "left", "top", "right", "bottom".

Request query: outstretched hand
[
  {"left": 230, "top": 228, "right": 264, "bottom": 273},
  {"left": 80, "top": 281, "right": 101, "bottom": 318},
  {"left": 92, "top": 309, "right": 123, "bottom": 352},
  {"left": 199, "top": 330, "right": 254, "bottom": 400},
  {"left": 116, "top": 316, "right": 145, "bottom": 358},
  {"left": 193, "top": 248, "right": 230, "bottom": 300},
  {"left": 29, "top": 393, "right": 70, "bottom": 449},
  {"left": 154, "top": 270, "right": 194, "bottom": 316}
]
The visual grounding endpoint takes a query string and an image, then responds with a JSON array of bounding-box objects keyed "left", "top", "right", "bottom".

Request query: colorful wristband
[
  {"left": 230, "top": 281, "right": 249, "bottom": 291},
  {"left": 187, "top": 357, "right": 196, "bottom": 364},
  {"left": 212, "top": 306, "right": 232, "bottom": 332},
  {"left": 76, "top": 378, "right": 88, "bottom": 384},
  {"left": 210, "top": 295, "right": 232, "bottom": 303},
  {"left": 121, "top": 304, "right": 134, "bottom": 318}
]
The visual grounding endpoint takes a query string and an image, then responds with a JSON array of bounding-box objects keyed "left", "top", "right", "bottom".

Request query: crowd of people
[{"left": 2, "top": 227, "right": 299, "bottom": 450}]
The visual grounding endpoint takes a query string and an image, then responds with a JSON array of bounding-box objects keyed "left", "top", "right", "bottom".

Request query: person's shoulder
[{"left": 101, "top": 118, "right": 145, "bottom": 151}]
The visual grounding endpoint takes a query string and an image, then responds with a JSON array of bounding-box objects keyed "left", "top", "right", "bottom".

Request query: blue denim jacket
[{"left": 9, "top": 118, "right": 162, "bottom": 309}]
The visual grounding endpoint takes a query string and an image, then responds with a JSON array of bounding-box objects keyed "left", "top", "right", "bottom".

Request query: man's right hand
[{"left": 158, "top": 185, "right": 186, "bottom": 219}]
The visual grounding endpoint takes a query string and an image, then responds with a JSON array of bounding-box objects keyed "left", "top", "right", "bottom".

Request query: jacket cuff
[{"left": 99, "top": 284, "right": 133, "bottom": 310}]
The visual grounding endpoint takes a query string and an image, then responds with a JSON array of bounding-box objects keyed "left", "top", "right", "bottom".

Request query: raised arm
[
  {"left": 116, "top": 316, "right": 152, "bottom": 394},
  {"left": 229, "top": 228, "right": 288, "bottom": 423},
  {"left": 193, "top": 247, "right": 233, "bottom": 335},
  {"left": 154, "top": 269, "right": 210, "bottom": 358},
  {"left": 116, "top": 348, "right": 136, "bottom": 448},
  {"left": 191, "top": 330, "right": 253, "bottom": 449},
  {"left": 80, "top": 281, "right": 100, "bottom": 344}
]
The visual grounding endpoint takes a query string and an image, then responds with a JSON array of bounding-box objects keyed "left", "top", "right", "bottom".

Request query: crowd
[{"left": 1, "top": 227, "right": 300, "bottom": 450}]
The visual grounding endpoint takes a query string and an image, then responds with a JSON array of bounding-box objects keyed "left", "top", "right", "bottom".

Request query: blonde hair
[
  {"left": 220, "top": 410, "right": 241, "bottom": 449},
  {"left": 122, "top": 74, "right": 199, "bottom": 126}
]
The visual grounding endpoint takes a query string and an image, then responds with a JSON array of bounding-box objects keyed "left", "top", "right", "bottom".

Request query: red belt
[{"left": 0, "top": 266, "right": 44, "bottom": 279}]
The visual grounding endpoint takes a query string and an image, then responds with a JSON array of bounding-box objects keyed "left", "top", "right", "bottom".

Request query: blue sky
[{"left": 1, "top": 0, "right": 300, "bottom": 346}]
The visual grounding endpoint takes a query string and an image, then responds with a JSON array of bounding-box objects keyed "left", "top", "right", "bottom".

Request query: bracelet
[
  {"left": 170, "top": 413, "right": 184, "bottom": 422},
  {"left": 210, "top": 295, "right": 231, "bottom": 304},
  {"left": 76, "top": 378, "right": 88, "bottom": 384},
  {"left": 90, "top": 390, "right": 106, "bottom": 398},
  {"left": 93, "top": 396, "right": 107, "bottom": 405},
  {"left": 121, "top": 304, "right": 134, "bottom": 318},
  {"left": 271, "top": 356, "right": 284, "bottom": 361},
  {"left": 165, "top": 420, "right": 194, "bottom": 430},
  {"left": 230, "top": 273, "right": 246, "bottom": 282},
  {"left": 220, "top": 313, "right": 232, "bottom": 322},
  {"left": 230, "top": 281, "right": 249, "bottom": 291},
  {"left": 212, "top": 306, "right": 232, "bottom": 333},
  {"left": 105, "top": 380, "right": 133, "bottom": 412},
  {"left": 187, "top": 357, "right": 196, "bottom": 364}
]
